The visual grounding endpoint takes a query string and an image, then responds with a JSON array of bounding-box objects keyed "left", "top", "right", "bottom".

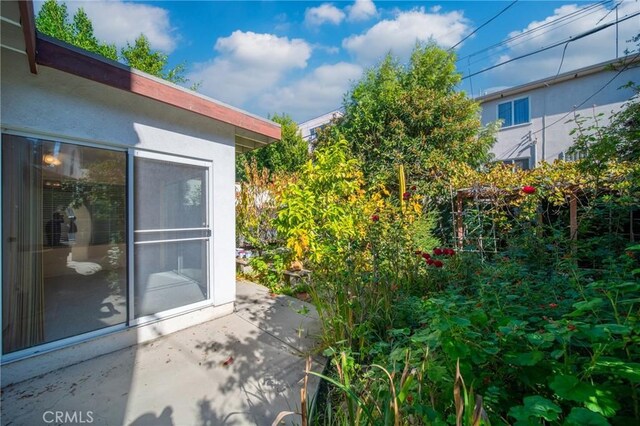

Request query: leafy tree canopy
[
  {"left": 36, "top": 0, "right": 187, "bottom": 84},
  {"left": 236, "top": 113, "right": 310, "bottom": 181},
  {"left": 335, "top": 43, "right": 499, "bottom": 186}
]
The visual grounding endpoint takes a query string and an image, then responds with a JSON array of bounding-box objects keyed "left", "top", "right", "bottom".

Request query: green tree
[
  {"left": 36, "top": 0, "right": 186, "bottom": 84},
  {"left": 36, "top": 0, "right": 117, "bottom": 61},
  {"left": 236, "top": 113, "right": 309, "bottom": 181},
  {"left": 336, "top": 43, "right": 498, "bottom": 186},
  {"left": 121, "top": 34, "right": 186, "bottom": 84}
]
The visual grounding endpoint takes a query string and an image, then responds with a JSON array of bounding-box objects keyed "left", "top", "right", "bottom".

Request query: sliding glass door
[
  {"left": 2, "top": 134, "right": 127, "bottom": 354},
  {"left": 133, "top": 152, "right": 212, "bottom": 319}
]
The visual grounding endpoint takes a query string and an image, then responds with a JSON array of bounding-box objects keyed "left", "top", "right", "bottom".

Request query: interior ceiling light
[{"left": 43, "top": 154, "right": 61, "bottom": 166}]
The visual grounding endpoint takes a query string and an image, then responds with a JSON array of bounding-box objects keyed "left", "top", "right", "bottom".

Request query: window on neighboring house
[
  {"left": 498, "top": 97, "right": 529, "bottom": 128},
  {"left": 560, "top": 149, "right": 587, "bottom": 162},
  {"left": 503, "top": 157, "right": 530, "bottom": 170}
]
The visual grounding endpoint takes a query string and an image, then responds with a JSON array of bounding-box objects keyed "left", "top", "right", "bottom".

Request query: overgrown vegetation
[{"left": 235, "top": 43, "right": 640, "bottom": 424}]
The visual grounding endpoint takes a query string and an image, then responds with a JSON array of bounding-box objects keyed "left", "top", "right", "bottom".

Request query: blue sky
[{"left": 35, "top": 1, "right": 639, "bottom": 122}]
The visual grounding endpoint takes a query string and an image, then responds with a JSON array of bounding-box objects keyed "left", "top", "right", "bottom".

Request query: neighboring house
[
  {"left": 298, "top": 109, "right": 343, "bottom": 146},
  {"left": 478, "top": 55, "right": 640, "bottom": 169},
  {"left": 1, "top": 1, "right": 279, "bottom": 385}
]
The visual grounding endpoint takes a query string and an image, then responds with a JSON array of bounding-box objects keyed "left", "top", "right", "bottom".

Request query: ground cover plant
[{"left": 235, "top": 43, "right": 640, "bottom": 425}]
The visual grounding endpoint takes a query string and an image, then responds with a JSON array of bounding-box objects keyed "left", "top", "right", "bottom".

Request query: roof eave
[{"left": 476, "top": 55, "right": 640, "bottom": 103}]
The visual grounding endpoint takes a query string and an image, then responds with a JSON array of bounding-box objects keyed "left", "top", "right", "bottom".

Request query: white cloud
[
  {"left": 342, "top": 7, "right": 470, "bottom": 64},
  {"left": 347, "top": 0, "right": 377, "bottom": 22},
  {"left": 305, "top": 3, "right": 346, "bottom": 26},
  {"left": 484, "top": 2, "right": 640, "bottom": 86},
  {"left": 259, "top": 62, "right": 363, "bottom": 121},
  {"left": 41, "top": 0, "right": 179, "bottom": 53},
  {"left": 187, "top": 31, "right": 311, "bottom": 106}
]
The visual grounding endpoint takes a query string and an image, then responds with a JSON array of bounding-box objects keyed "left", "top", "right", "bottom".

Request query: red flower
[
  {"left": 522, "top": 185, "right": 536, "bottom": 194},
  {"left": 434, "top": 260, "right": 444, "bottom": 268},
  {"left": 422, "top": 252, "right": 431, "bottom": 260},
  {"left": 433, "top": 248, "right": 443, "bottom": 256},
  {"left": 403, "top": 191, "right": 410, "bottom": 200},
  {"left": 426, "top": 258, "right": 434, "bottom": 265},
  {"left": 445, "top": 248, "right": 456, "bottom": 256},
  {"left": 549, "top": 303, "right": 558, "bottom": 308},
  {"left": 371, "top": 214, "right": 379, "bottom": 222}
]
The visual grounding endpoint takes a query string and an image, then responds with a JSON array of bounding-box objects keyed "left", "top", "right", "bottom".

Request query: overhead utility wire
[
  {"left": 532, "top": 51, "right": 640, "bottom": 136},
  {"left": 449, "top": 0, "right": 519, "bottom": 51},
  {"left": 464, "top": 2, "right": 613, "bottom": 69},
  {"left": 460, "top": 10, "right": 640, "bottom": 80},
  {"left": 596, "top": 0, "right": 623, "bottom": 25},
  {"left": 456, "top": 0, "right": 611, "bottom": 64}
]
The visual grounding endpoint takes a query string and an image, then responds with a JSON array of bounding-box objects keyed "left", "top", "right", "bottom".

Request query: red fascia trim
[
  {"left": 35, "top": 37, "right": 281, "bottom": 141},
  {"left": 18, "top": 0, "right": 37, "bottom": 74}
]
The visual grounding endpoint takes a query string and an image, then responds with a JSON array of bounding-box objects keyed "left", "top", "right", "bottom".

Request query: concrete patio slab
[{"left": 1, "top": 281, "right": 324, "bottom": 426}]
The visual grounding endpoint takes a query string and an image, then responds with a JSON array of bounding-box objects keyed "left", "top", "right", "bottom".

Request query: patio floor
[{"left": 0, "top": 280, "right": 324, "bottom": 426}]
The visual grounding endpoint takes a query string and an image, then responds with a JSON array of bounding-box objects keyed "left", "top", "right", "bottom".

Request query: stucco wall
[
  {"left": 1, "top": 48, "right": 237, "bottom": 307},
  {"left": 480, "top": 65, "right": 640, "bottom": 164}
]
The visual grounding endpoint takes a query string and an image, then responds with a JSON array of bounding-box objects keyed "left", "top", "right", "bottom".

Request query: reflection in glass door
[
  {"left": 133, "top": 153, "right": 211, "bottom": 318},
  {"left": 2, "top": 134, "right": 127, "bottom": 354}
]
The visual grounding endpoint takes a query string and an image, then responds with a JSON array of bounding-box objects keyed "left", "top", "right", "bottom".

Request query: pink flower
[
  {"left": 549, "top": 303, "right": 558, "bottom": 309},
  {"left": 522, "top": 185, "right": 536, "bottom": 194}
]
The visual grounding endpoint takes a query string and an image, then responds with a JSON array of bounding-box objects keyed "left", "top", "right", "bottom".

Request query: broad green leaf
[
  {"left": 509, "top": 396, "right": 562, "bottom": 422},
  {"left": 585, "top": 387, "right": 620, "bottom": 417},
  {"left": 592, "top": 358, "right": 640, "bottom": 383},
  {"left": 563, "top": 407, "right": 610, "bottom": 426},
  {"left": 549, "top": 375, "right": 595, "bottom": 402},
  {"left": 506, "top": 351, "right": 544, "bottom": 366}
]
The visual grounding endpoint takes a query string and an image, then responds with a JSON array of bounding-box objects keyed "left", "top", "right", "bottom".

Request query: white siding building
[
  {"left": 1, "top": 0, "right": 279, "bottom": 384},
  {"left": 298, "top": 109, "right": 343, "bottom": 144},
  {"left": 478, "top": 56, "right": 640, "bottom": 169}
]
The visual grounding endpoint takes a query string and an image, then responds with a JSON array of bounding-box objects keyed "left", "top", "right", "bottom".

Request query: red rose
[
  {"left": 403, "top": 191, "right": 410, "bottom": 200},
  {"left": 433, "top": 248, "right": 443, "bottom": 256},
  {"left": 371, "top": 214, "right": 379, "bottom": 222},
  {"left": 422, "top": 253, "right": 431, "bottom": 260},
  {"left": 445, "top": 248, "right": 455, "bottom": 256},
  {"left": 426, "top": 259, "right": 434, "bottom": 265},
  {"left": 433, "top": 260, "right": 444, "bottom": 268},
  {"left": 522, "top": 185, "right": 536, "bottom": 194}
]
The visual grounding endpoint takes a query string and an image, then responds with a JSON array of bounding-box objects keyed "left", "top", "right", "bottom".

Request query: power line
[
  {"left": 596, "top": 0, "right": 623, "bottom": 25},
  {"left": 532, "top": 51, "right": 640, "bottom": 136},
  {"left": 456, "top": 0, "right": 611, "bottom": 64},
  {"left": 461, "top": 10, "right": 640, "bottom": 80},
  {"left": 449, "top": 1, "right": 519, "bottom": 51},
  {"left": 463, "top": 1, "right": 613, "bottom": 69}
]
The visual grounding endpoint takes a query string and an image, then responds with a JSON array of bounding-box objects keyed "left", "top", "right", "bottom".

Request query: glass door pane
[
  {"left": 2, "top": 135, "right": 127, "bottom": 354},
  {"left": 133, "top": 156, "right": 210, "bottom": 318}
]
